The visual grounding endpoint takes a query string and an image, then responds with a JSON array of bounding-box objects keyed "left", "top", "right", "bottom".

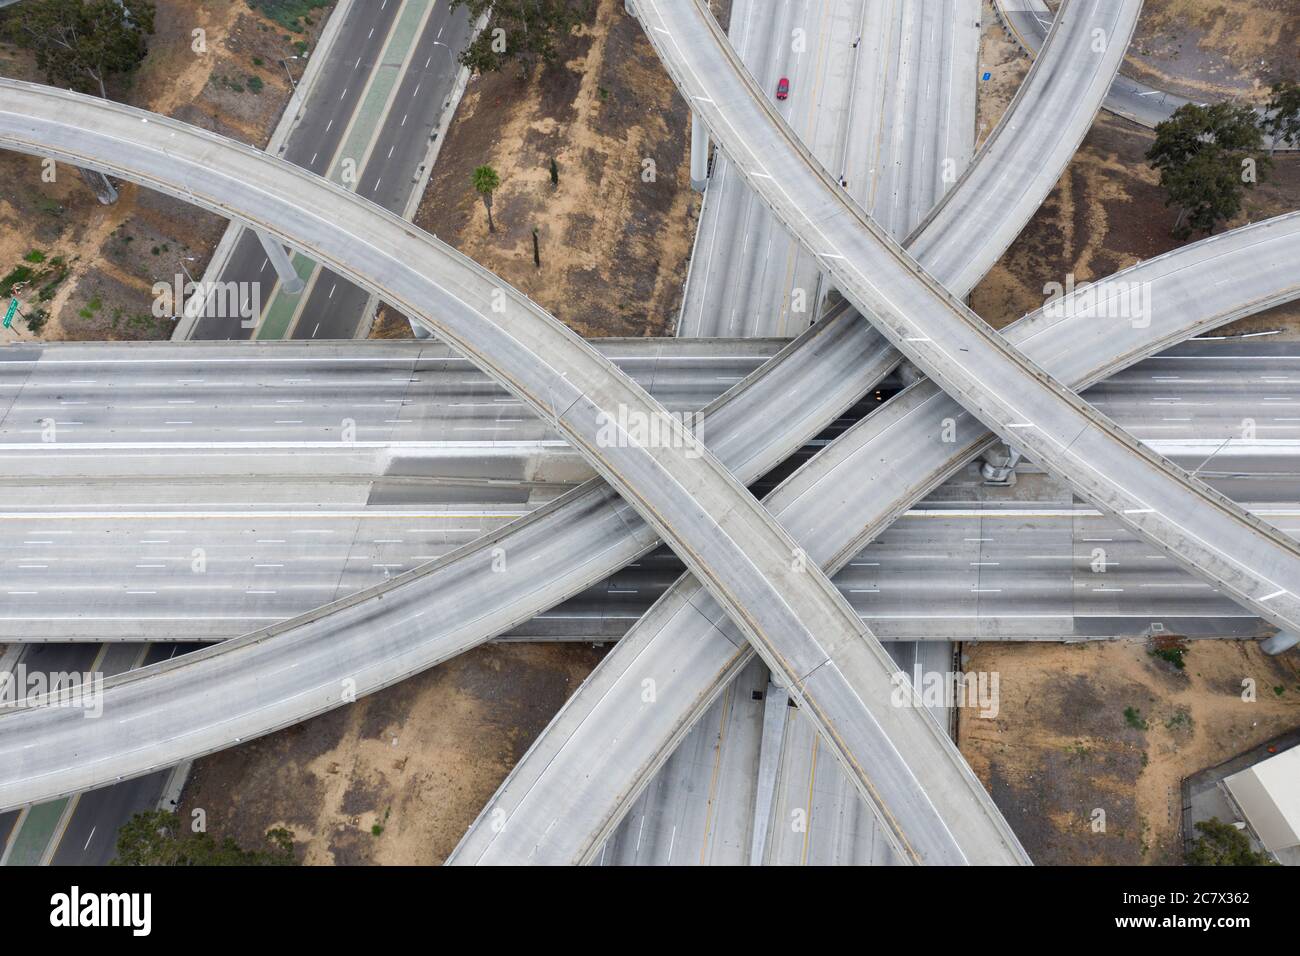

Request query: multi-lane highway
[
  {"left": 0, "top": 337, "right": 777, "bottom": 483},
  {"left": 0, "top": 0, "right": 1268, "bottom": 863},
  {"left": 452, "top": 203, "right": 1300, "bottom": 865},
  {"left": 48, "top": 0, "right": 475, "bottom": 865},
  {"left": 636, "top": 0, "right": 1300, "bottom": 641},
  {"left": 671, "top": 0, "right": 981, "bottom": 866},
  {"left": 678, "top": 0, "right": 979, "bottom": 337},
  {"left": 4, "top": 340, "right": 1300, "bottom": 641},
  {"left": 0, "top": 81, "right": 1038, "bottom": 862},
  {"left": 453, "top": 0, "right": 1145, "bottom": 865},
  {"left": 0, "top": 642, "right": 197, "bottom": 867},
  {"left": 2, "top": 0, "right": 1297, "bottom": 867},
  {"left": 185, "top": 0, "right": 475, "bottom": 340}
]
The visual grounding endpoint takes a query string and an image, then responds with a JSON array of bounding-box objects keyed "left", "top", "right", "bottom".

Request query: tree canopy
[
  {"left": 472, "top": 164, "right": 500, "bottom": 197},
  {"left": 1264, "top": 78, "right": 1300, "bottom": 150},
  {"left": 1146, "top": 102, "right": 1269, "bottom": 238},
  {"left": 113, "top": 810, "right": 297, "bottom": 866},
  {"left": 449, "top": 0, "right": 589, "bottom": 75},
  {"left": 1185, "top": 818, "right": 1277, "bottom": 866},
  {"left": 2, "top": 0, "right": 156, "bottom": 99},
  {"left": 472, "top": 164, "right": 501, "bottom": 232}
]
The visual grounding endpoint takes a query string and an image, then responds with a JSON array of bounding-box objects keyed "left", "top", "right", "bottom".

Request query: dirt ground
[
  {"left": 979, "top": 0, "right": 1032, "bottom": 148},
  {"left": 179, "top": 642, "right": 606, "bottom": 864},
  {"left": 1125, "top": 0, "right": 1300, "bottom": 101},
  {"left": 375, "top": 0, "right": 699, "bottom": 340},
  {"left": 1040, "top": 0, "right": 1298, "bottom": 101},
  {"left": 971, "top": 112, "right": 1300, "bottom": 336},
  {"left": 0, "top": 0, "right": 332, "bottom": 341},
  {"left": 958, "top": 639, "right": 1300, "bottom": 864}
]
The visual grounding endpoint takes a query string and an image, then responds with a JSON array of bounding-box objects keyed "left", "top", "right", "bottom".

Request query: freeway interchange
[{"left": 0, "top": 0, "right": 1297, "bottom": 867}]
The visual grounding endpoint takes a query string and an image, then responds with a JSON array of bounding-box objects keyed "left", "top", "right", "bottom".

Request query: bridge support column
[
  {"left": 1261, "top": 631, "right": 1300, "bottom": 655},
  {"left": 77, "top": 167, "right": 118, "bottom": 205},
  {"left": 690, "top": 111, "right": 710, "bottom": 192},
  {"left": 257, "top": 230, "right": 305, "bottom": 295},
  {"left": 408, "top": 317, "right": 434, "bottom": 339},
  {"left": 749, "top": 678, "right": 789, "bottom": 866},
  {"left": 980, "top": 444, "right": 1022, "bottom": 486}
]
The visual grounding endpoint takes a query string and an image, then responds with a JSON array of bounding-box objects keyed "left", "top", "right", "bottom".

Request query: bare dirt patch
[
  {"left": 179, "top": 642, "right": 607, "bottom": 865},
  {"left": 958, "top": 639, "right": 1300, "bottom": 864},
  {"left": 380, "top": 0, "right": 699, "bottom": 340},
  {"left": 971, "top": 112, "right": 1300, "bottom": 336},
  {"left": 979, "top": 0, "right": 1033, "bottom": 148},
  {"left": 1126, "top": 0, "right": 1300, "bottom": 102},
  {"left": 0, "top": 0, "right": 334, "bottom": 341}
]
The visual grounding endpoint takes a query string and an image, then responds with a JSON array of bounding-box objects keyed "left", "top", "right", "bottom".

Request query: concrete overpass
[
  {"left": 633, "top": 0, "right": 1300, "bottom": 642},
  {"left": 0, "top": 80, "right": 1028, "bottom": 863},
  {"left": 450, "top": 208, "right": 1300, "bottom": 864}
]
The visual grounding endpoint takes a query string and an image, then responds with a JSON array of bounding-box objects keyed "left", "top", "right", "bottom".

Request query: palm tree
[{"left": 472, "top": 165, "right": 501, "bottom": 233}]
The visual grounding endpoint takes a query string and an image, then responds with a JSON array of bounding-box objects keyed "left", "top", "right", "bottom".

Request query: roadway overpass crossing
[
  {"left": 450, "top": 202, "right": 1300, "bottom": 863},
  {"left": 0, "top": 80, "right": 1029, "bottom": 862},
  {"left": 2, "top": 0, "right": 1300, "bottom": 868},
  {"left": 634, "top": 0, "right": 1300, "bottom": 642}
]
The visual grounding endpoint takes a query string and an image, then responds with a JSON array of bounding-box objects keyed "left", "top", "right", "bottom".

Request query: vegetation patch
[
  {"left": 114, "top": 809, "right": 297, "bottom": 865},
  {"left": 1187, "top": 818, "right": 1276, "bottom": 866},
  {"left": 1148, "top": 635, "right": 1188, "bottom": 671},
  {"left": 0, "top": 265, "right": 34, "bottom": 298},
  {"left": 244, "top": 0, "right": 327, "bottom": 33}
]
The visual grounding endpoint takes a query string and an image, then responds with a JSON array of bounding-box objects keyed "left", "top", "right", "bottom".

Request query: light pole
[{"left": 280, "top": 56, "right": 302, "bottom": 95}]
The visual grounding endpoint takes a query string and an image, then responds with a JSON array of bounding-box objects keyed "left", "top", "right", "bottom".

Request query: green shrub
[
  {"left": 1123, "top": 706, "right": 1148, "bottom": 731},
  {"left": 245, "top": 0, "right": 328, "bottom": 33},
  {"left": 0, "top": 266, "right": 34, "bottom": 297},
  {"left": 1150, "top": 646, "right": 1185, "bottom": 670},
  {"left": 1187, "top": 818, "right": 1276, "bottom": 866}
]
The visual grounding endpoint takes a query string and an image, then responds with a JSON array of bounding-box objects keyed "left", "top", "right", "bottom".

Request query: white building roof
[{"left": 1225, "top": 745, "right": 1300, "bottom": 853}]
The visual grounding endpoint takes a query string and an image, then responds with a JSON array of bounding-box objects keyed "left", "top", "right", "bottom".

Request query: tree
[
  {"left": 1263, "top": 78, "right": 1300, "bottom": 151},
  {"left": 112, "top": 810, "right": 297, "bottom": 866},
  {"left": 472, "top": 164, "right": 501, "bottom": 233},
  {"left": 2, "top": 0, "right": 156, "bottom": 100},
  {"left": 1146, "top": 102, "right": 1269, "bottom": 238},
  {"left": 1186, "top": 818, "right": 1276, "bottom": 866},
  {"left": 449, "top": 0, "right": 589, "bottom": 75}
]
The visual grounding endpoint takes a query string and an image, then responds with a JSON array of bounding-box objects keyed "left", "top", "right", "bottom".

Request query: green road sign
[{"left": 3, "top": 298, "right": 17, "bottom": 329}]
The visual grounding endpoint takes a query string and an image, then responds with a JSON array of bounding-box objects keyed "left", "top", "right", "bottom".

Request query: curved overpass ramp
[
  {"left": 452, "top": 210, "right": 1300, "bottom": 864},
  {"left": 632, "top": 0, "right": 1300, "bottom": 640},
  {"left": 0, "top": 0, "right": 1176, "bottom": 855},
  {"left": 0, "top": 82, "right": 1024, "bottom": 863}
]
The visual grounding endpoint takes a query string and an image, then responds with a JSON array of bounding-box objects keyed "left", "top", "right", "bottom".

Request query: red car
[{"left": 775, "top": 77, "right": 790, "bottom": 100}]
